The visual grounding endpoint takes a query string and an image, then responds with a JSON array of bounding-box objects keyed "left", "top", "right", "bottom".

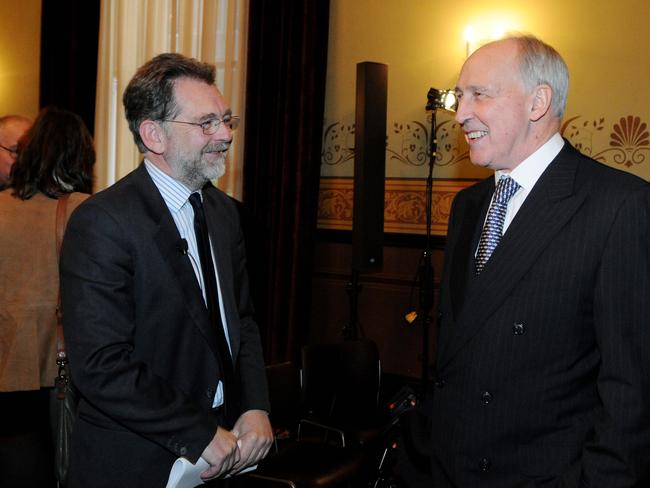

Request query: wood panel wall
[{"left": 309, "top": 233, "right": 445, "bottom": 380}]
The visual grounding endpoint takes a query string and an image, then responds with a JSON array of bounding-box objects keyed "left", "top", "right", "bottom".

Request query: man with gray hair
[
  {"left": 0, "top": 114, "right": 31, "bottom": 189},
  {"left": 431, "top": 35, "right": 650, "bottom": 486},
  {"left": 60, "top": 53, "right": 272, "bottom": 487}
]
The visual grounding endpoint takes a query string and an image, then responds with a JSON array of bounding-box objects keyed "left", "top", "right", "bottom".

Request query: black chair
[
  {"left": 241, "top": 349, "right": 379, "bottom": 488},
  {"left": 299, "top": 339, "right": 383, "bottom": 448}
]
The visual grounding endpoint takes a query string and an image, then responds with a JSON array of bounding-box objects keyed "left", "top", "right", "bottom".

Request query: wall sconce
[{"left": 464, "top": 23, "right": 508, "bottom": 57}]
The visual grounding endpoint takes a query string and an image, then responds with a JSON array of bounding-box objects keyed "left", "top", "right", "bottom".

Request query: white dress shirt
[{"left": 495, "top": 132, "right": 565, "bottom": 232}]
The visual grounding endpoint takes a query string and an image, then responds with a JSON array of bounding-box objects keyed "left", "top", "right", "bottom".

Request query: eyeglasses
[
  {"left": 160, "top": 115, "right": 240, "bottom": 135},
  {"left": 0, "top": 143, "right": 18, "bottom": 157}
]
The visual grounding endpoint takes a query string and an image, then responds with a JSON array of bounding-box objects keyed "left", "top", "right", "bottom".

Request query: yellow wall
[
  {"left": 319, "top": 0, "right": 650, "bottom": 233},
  {"left": 0, "top": 0, "right": 41, "bottom": 118}
]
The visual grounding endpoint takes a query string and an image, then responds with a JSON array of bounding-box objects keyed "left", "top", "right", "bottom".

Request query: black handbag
[
  {"left": 51, "top": 356, "right": 78, "bottom": 485},
  {"left": 50, "top": 194, "right": 79, "bottom": 486}
]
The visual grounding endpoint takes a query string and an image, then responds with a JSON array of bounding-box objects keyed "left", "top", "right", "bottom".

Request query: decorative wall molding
[{"left": 318, "top": 178, "right": 475, "bottom": 235}]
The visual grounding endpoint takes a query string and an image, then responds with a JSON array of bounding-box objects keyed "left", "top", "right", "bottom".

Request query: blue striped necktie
[{"left": 475, "top": 175, "right": 521, "bottom": 275}]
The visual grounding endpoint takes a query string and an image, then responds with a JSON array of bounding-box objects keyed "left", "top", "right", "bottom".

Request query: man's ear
[
  {"left": 529, "top": 84, "right": 552, "bottom": 122},
  {"left": 139, "top": 120, "right": 166, "bottom": 155}
]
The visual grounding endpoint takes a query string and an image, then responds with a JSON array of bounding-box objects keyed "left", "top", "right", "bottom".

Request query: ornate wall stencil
[
  {"left": 318, "top": 178, "right": 474, "bottom": 235},
  {"left": 562, "top": 115, "right": 650, "bottom": 168},
  {"left": 386, "top": 118, "right": 471, "bottom": 169},
  {"left": 318, "top": 113, "right": 649, "bottom": 235},
  {"left": 321, "top": 116, "right": 472, "bottom": 176},
  {"left": 321, "top": 122, "right": 356, "bottom": 168}
]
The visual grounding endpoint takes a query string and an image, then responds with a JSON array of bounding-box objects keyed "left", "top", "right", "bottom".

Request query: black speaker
[{"left": 352, "top": 62, "right": 387, "bottom": 272}]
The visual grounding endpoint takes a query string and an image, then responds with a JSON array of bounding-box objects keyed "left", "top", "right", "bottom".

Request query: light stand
[{"left": 415, "top": 88, "right": 457, "bottom": 398}]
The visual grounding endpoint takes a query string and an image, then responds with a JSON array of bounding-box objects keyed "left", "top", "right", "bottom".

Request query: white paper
[
  {"left": 165, "top": 456, "right": 258, "bottom": 488},
  {"left": 165, "top": 457, "right": 209, "bottom": 488}
]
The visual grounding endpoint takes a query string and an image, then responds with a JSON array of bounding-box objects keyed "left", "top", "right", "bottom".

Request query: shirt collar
[
  {"left": 144, "top": 159, "right": 197, "bottom": 213},
  {"left": 495, "top": 132, "right": 564, "bottom": 191}
]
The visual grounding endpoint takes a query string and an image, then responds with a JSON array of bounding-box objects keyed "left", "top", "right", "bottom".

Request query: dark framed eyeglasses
[
  {"left": 0, "top": 143, "right": 18, "bottom": 157},
  {"left": 160, "top": 115, "right": 240, "bottom": 135}
]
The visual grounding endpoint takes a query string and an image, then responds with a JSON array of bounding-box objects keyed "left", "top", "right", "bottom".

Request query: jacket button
[
  {"left": 435, "top": 379, "right": 446, "bottom": 389},
  {"left": 481, "top": 391, "right": 493, "bottom": 404},
  {"left": 206, "top": 388, "right": 214, "bottom": 399},
  {"left": 513, "top": 322, "right": 525, "bottom": 335},
  {"left": 479, "top": 457, "right": 491, "bottom": 472}
]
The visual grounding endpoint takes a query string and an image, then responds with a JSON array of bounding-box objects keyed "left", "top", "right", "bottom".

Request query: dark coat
[
  {"left": 60, "top": 164, "right": 269, "bottom": 487},
  {"left": 431, "top": 142, "right": 650, "bottom": 487}
]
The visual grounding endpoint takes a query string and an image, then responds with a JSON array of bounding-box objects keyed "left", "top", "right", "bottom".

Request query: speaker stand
[{"left": 342, "top": 268, "right": 361, "bottom": 340}]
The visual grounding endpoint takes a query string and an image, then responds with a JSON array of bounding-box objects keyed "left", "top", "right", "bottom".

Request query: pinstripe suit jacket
[
  {"left": 60, "top": 164, "right": 269, "bottom": 487},
  {"left": 431, "top": 142, "right": 650, "bottom": 487}
]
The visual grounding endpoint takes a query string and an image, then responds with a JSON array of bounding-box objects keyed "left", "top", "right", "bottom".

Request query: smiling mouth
[
  {"left": 466, "top": 130, "right": 488, "bottom": 142},
  {"left": 204, "top": 142, "right": 231, "bottom": 154}
]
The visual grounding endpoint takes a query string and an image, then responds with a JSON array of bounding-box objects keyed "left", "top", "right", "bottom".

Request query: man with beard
[{"left": 60, "top": 53, "right": 272, "bottom": 487}]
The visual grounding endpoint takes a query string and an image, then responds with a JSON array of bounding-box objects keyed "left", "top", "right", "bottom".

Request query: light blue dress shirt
[{"left": 145, "top": 160, "right": 231, "bottom": 408}]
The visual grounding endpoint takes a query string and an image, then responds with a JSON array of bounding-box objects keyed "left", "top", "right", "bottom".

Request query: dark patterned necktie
[
  {"left": 188, "top": 192, "right": 235, "bottom": 417},
  {"left": 475, "top": 175, "right": 521, "bottom": 275}
]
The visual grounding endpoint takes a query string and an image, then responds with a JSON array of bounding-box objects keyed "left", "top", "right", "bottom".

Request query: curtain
[
  {"left": 94, "top": 0, "right": 248, "bottom": 197},
  {"left": 40, "top": 0, "right": 100, "bottom": 134},
  {"left": 243, "top": 0, "right": 330, "bottom": 363}
]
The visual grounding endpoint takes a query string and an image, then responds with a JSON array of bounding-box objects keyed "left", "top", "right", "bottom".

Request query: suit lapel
[
  {"left": 448, "top": 178, "right": 493, "bottom": 320},
  {"left": 439, "top": 145, "right": 588, "bottom": 369},
  {"left": 133, "top": 165, "right": 221, "bottom": 357}
]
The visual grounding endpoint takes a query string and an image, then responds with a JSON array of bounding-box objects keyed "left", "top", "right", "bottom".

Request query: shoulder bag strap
[{"left": 55, "top": 194, "right": 70, "bottom": 359}]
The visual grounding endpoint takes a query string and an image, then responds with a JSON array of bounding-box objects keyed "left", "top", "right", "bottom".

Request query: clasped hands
[{"left": 199, "top": 409, "right": 273, "bottom": 480}]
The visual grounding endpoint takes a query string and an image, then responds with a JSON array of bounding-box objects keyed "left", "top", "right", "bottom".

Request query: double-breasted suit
[
  {"left": 431, "top": 142, "right": 650, "bottom": 487},
  {"left": 60, "top": 164, "right": 269, "bottom": 487}
]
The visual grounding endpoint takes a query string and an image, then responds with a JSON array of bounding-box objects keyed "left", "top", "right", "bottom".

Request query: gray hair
[{"left": 505, "top": 34, "right": 569, "bottom": 118}]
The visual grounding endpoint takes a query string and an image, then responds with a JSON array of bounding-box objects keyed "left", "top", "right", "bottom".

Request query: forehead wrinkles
[
  {"left": 173, "top": 78, "right": 229, "bottom": 121},
  {"left": 461, "top": 42, "right": 524, "bottom": 90}
]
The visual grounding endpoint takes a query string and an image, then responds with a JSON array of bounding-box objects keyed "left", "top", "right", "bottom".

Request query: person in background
[
  {"left": 0, "top": 114, "right": 32, "bottom": 189},
  {"left": 431, "top": 34, "right": 650, "bottom": 486},
  {"left": 0, "top": 106, "right": 95, "bottom": 487},
  {"left": 60, "top": 52, "right": 272, "bottom": 487}
]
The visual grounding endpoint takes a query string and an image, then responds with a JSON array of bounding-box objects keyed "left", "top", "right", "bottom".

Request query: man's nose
[
  {"left": 211, "top": 123, "right": 233, "bottom": 142},
  {"left": 455, "top": 95, "right": 474, "bottom": 126}
]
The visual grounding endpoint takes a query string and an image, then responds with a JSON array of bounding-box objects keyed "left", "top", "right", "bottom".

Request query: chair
[
  {"left": 242, "top": 347, "right": 381, "bottom": 488},
  {"left": 299, "top": 339, "right": 383, "bottom": 448}
]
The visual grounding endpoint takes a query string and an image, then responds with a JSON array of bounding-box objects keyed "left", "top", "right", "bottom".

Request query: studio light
[{"left": 426, "top": 88, "right": 458, "bottom": 112}]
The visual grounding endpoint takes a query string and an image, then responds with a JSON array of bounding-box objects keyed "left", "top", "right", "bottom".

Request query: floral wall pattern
[
  {"left": 562, "top": 115, "right": 650, "bottom": 169},
  {"left": 318, "top": 114, "right": 649, "bottom": 235}
]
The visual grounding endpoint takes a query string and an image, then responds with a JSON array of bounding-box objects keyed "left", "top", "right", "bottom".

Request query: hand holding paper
[
  {"left": 230, "top": 409, "right": 274, "bottom": 474},
  {"left": 199, "top": 426, "right": 240, "bottom": 480}
]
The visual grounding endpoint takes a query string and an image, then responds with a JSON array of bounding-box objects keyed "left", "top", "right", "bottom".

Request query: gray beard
[
  {"left": 170, "top": 142, "right": 229, "bottom": 190},
  {"left": 176, "top": 154, "right": 225, "bottom": 190}
]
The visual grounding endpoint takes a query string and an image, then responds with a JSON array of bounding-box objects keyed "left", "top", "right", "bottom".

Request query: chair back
[
  {"left": 301, "top": 339, "right": 380, "bottom": 427},
  {"left": 265, "top": 361, "right": 302, "bottom": 436}
]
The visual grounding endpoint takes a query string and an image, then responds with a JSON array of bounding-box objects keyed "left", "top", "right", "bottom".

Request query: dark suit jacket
[
  {"left": 60, "top": 164, "right": 269, "bottom": 487},
  {"left": 431, "top": 142, "right": 650, "bottom": 487}
]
